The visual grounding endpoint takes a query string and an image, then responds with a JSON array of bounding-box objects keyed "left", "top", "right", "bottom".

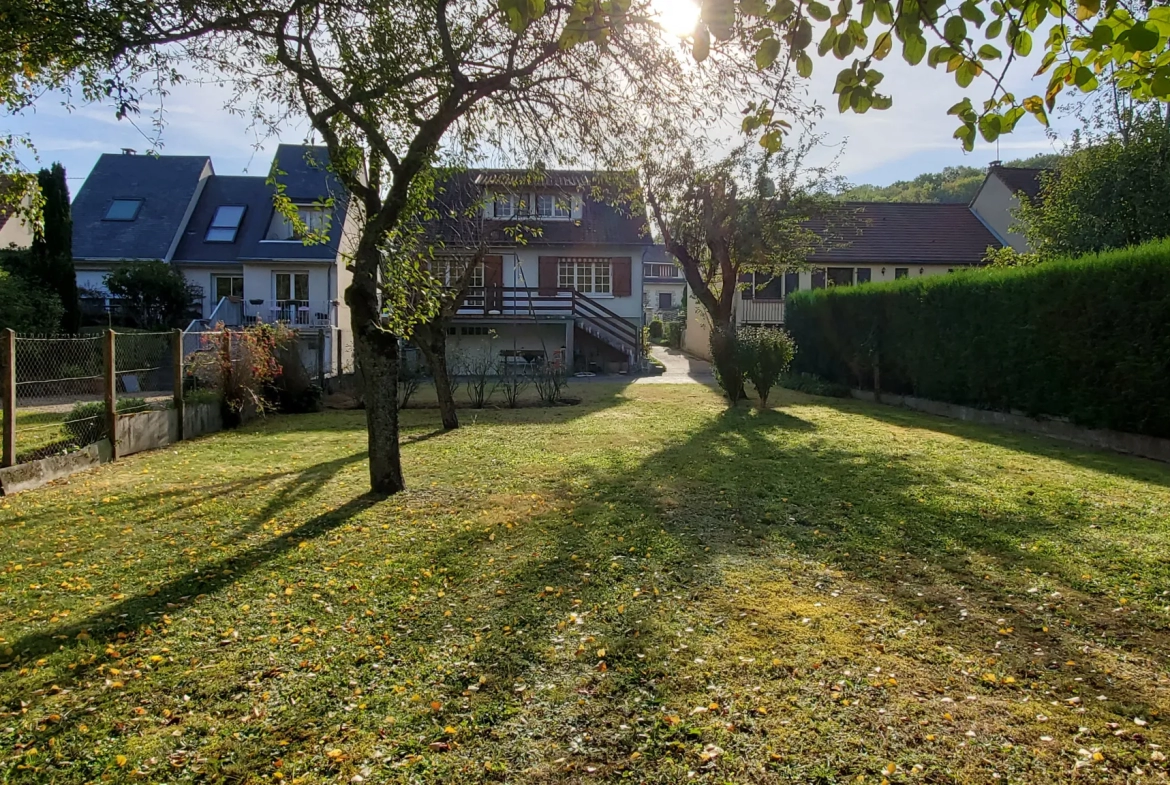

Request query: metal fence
[
  {"left": 2, "top": 327, "right": 334, "bottom": 470},
  {"left": 1, "top": 329, "right": 179, "bottom": 467}
]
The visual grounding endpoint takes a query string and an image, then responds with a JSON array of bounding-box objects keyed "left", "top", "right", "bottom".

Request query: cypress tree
[{"left": 31, "top": 163, "right": 80, "bottom": 333}]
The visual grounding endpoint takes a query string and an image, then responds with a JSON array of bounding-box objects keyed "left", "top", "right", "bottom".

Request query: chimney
[
  {"left": 988, "top": 160, "right": 1002, "bottom": 170},
  {"left": 121, "top": 148, "right": 137, "bottom": 155}
]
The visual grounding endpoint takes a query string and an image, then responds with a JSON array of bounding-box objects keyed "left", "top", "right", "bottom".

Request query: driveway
[{"left": 637, "top": 345, "right": 716, "bottom": 385}]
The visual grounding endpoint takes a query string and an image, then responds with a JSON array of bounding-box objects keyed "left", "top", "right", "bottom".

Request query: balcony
[
  {"left": 737, "top": 298, "right": 786, "bottom": 325},
  {"left": 242, "top": 299, "right": 338, "bottom": 328}
]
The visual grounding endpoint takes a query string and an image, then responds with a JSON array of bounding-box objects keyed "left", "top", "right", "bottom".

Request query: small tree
[
  {"left": 493, "top": 356, "right": 531, "bottom": 409},
  {"left": 0, "top": 265, "right": 64, "bottom": 333},
  {"left": 739, "top": 325, "right": 796, "bottom": 408},
  {"left": 461, "top": 345, "right": 496, "bottom": 409},
  {"left": 105, "top": 261, "right": 200, "bottom": 329},
  {"left": 188, "top": 322, "right": 289, "bottom": 423},
  {"left": 30, "top": 163, "right": 80, "bottom": 333}
]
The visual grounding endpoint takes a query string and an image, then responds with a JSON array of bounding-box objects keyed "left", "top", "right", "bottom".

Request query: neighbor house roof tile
[
  {"left": 990, "top": 166, "right": 1049, "bottom": 202},
  {"left": 72, "top": 154, "right": 211, "bottom": 260},
  {"left": 809, "top": 202, "right": 1002, "bottom": 265}
]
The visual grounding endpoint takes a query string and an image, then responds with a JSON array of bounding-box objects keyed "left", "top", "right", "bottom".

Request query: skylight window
[
  {"left": 104, "top": 199, "right": 143, "bottom": 221},
  {"left": 206, "top": 205, "right": 246, "bottom": 242}
]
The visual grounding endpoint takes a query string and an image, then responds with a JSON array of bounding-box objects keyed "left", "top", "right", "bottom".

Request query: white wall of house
[
  {"left": 0, "top": 211, "right": 34, "bottom": 249},
  {"left": 445, "top": 322, "right": 570, "bottom": 362},
  {"left": 970, "top": 174, "right": 1027, "bottom": 251},
  {"left": 644, "top": 281, "right": 686, "bottom": 314},
  {"left": 495, "top": 246, "right": 647, "bottom": 321}
]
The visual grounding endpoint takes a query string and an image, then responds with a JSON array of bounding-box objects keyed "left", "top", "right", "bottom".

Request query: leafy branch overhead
[{"left": 689, "top": 0, "right": 1170, "bottom": 150}]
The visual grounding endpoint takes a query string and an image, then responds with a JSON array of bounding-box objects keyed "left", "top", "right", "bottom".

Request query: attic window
[
  {"left": 206, "top": 205, "right": 246, "bottom": 242},
  {"left": 104, "top": 199, "right": 143, "bottom": 221}
]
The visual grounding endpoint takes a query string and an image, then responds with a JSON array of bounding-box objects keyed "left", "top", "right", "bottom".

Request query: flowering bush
[{"left": 188, "top": 322, "right": 291, "bottom": 423}]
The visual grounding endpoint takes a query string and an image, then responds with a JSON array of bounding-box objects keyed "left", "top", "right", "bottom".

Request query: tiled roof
[
  {"left": 809, "top": 202, "right": 1002, "bottom": 265},
  {"left": 72, "top": 154, "right": 211, "bottom": 260},
  {"left": 990, "top": 166, "right": 1049, "bottom": 202},
  {"left": 428, "top": 169, "right": 650, "bottom": 247}
]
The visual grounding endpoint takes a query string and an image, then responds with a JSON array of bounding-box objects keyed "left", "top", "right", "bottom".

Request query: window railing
[{"left": 242, "top": 300, "right": 338, "bottom": 328}]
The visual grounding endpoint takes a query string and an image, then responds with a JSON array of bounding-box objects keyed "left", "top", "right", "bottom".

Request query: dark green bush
[
  {"left": 738, "top": 325, "right": 796, "bottom": 407},
  {"left": 648, "top": 319, "right": 664, "bottom": 339},
  {"left": 786, "top": 240, "right": 1170, "bottom": 436},
  {"left": 665, "top": 320, "right": 684, "bottom": 349},
  {"left": 777, "top": 372, "right": 851, "bottom": 398}
]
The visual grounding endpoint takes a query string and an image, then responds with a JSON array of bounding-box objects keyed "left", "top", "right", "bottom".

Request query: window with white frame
[
  {"left": 266, "top": 205, "right": 331, "bottom": 240},
  {"left": 558, "top": 258, "right": 611, "bottom": 294},
  {"left": 436, "top": 257, "right": 484, "bottom": 288},
  {"left": 537, "top": 193, "right": 571, "bottom": 219},
  {"left": 493, "top": 191, "right": 519, "bottom": 219}
]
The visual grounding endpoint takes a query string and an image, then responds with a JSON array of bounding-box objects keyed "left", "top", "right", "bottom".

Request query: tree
[
  {"left": 837, "top": 153, "right": 1062, "bottom": 203},
  {"left": 28, "top": 164, "right": 80, "bottom": 333},
  {"left": 104, "top": 260, "right": 200, "bottom": 329},
  {"left": 1015, "top": 114, "right": 1170, "bottom": 257},
  {"left": 642, "top": 137, "right": 840, "bottom": 403},
  {"left": 177, "top": 0, "right": 782, "bottom": 495},
  {"left": 685, "top": 0, "right": 1170, "bottom": 153},
  {"left": 0, "top": 265, "right": 64, "bottom": 333}
]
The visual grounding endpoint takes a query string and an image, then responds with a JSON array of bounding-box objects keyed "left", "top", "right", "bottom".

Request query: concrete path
[{"left": 636, "top": 345, "right": 716, "bottom": 385}]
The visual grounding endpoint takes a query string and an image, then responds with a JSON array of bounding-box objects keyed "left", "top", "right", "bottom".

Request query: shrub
[
  {"left": 786, "top": 239, "right": 1170, "bottom": 436},
  {"left": 64, "top": 397, "right": 148, "bottom": 445},
  {"left": 532, "top": 361, "right": 568, "bottom": 406},
  {"left": 709, "top": 325, "right": 746, "bottom": 403},
  {"left": 665, "top": 320, "right": 684, "bottom": 349},
  {"left": 777, "top": 372, "right": 851, "bottom": 398},
  {"left": 0, "top": 264, "right": 65, "bottom": 333},
  {"left": 738, "top": 325, "right": 796, "bottom": 408},
  {"left": 397, "top": 353, "right": 426, "bottom": 409},
  {"left": 104, "top": 260, "right": 201, "bottom": 329},
  {"left": 187, "top": 323, "right": 288, "bottom": 424},
  {"left": 493, "top": 358, "right": 531, "bottom": 408},
  {"left": 648, "top": 318, "right": 664, "bottom": 339},
  {"left": 266, "top": 336, "right": 323, "bottom": 413},
  {"left": 461, "top": 348, "right": 495, "bottom": 409}
]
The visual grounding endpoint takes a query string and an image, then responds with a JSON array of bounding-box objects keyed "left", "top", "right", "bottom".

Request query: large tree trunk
[
  {"left": 349, "top": 244, "right": 405, "bottom": 495},
  {"left": 709, "top": 321, "right": 745, "bottom": 405},
  {"left": 417, "top": 327, "right": 459, "bottom": 430}
]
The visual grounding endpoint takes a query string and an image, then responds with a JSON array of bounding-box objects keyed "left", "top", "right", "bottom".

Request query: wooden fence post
[
  {"left": 317, "top": 328, "right": 326, "bottom": 389},
  {"left": 2, "top": 328, "right": 15, "bottom": 468},
  {"left": 173, "top": 329, "right": 185, "bottom": 442},
  {"left": 104, "top": 329, "right": 118, "bottom": 460}
]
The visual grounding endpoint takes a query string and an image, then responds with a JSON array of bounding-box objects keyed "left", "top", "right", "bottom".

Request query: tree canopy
[{"left": 837, "top": 152, "right": 1061, "bottom": 202}]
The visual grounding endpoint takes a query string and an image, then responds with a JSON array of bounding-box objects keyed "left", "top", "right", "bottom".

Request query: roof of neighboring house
[
  {"left": 171, "top": 175, "right": 273, "bottom": 263},
  {"left": 427, "top": 169, "right": 651, "bottom": 247},
  {"left": 244, "top": 144, "right": 349, "bottom": 261},
  {"left": 72, "top": 153, "right": 211, "bottom": 260},
  {"left": 989, "top": 165, "right": 1049, "bottom": 202},
  {"left": 809, "top": 202, "right": 1002, "bottom": 265}
]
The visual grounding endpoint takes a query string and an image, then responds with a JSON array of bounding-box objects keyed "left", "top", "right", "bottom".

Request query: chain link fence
[{"left": 2, "top": 330, "right": 179, "bottom": 466}]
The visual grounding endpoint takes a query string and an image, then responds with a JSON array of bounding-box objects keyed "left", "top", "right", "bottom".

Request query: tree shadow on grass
[{"left": 811, "top": 393, "right": 1170, "bottom": 489}]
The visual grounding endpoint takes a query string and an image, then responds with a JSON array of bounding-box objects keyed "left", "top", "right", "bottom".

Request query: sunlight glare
[{"left": 653, "top": 0, "right": 701, "bottom": 38}]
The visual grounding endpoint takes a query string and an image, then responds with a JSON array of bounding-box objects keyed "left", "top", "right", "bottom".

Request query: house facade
[
  {"left": 682, "top": 200, "right": 1004, "bottom": 359},
  {"left": 0, "top": 177, "right": 36, "bottom": 250},
  {"left": 642, "top": 245, "right": 686, "bottom": 321},
  {"left": 430, "top": 170, "right": 650, "bottom": 373},
  {"left": 70, "top": 145, "right": 355, "bottom": 373},
  {"left": 968, "top": 163, "right": 1048, "bottom": 252}
]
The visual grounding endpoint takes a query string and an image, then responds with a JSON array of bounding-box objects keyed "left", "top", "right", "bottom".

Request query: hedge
[{"left": 786, "top": 240, "right": 1170, "bottom": 437}]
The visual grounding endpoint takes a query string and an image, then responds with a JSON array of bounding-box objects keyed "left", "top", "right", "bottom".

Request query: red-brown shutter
[
  {"left": 538, "top": 256, "right": 559, "bottom": 296},
  {"left": 484, "top": 255, "right": 504, "bottom": 313},
  {"left": 612, "top": 257, "right": 632, "bottom": 297}
]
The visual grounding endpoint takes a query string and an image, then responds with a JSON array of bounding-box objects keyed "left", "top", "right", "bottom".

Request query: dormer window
[
  {"left": 537, "top": 194, "right": 571, "bottom": 219},
  {"left": 104, "top": 199, "right": 143, "bottom": 221},
  {"left": 205, "top": 205, "right": 246, "bottom": 242},
  {"left": 493, "top": 192, "right": 519, "bottom": 219},
  {"left": 266, "top": 204, "right": 331, "bottom": 240}
]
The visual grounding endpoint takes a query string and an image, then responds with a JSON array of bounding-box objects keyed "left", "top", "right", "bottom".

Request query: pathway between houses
[{"left": 635, "top": 345, "right": 715, "bottom": 385}]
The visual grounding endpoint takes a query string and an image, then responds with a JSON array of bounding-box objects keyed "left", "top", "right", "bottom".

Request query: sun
[{"left": 653, "top": 0, "right": 701, "bottom": 38}]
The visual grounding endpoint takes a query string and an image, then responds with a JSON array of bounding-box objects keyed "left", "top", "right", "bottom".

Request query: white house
[
  {"left": 428, "top": 169, "right": 650, "bottom": 373},
  {"left": 968, "top": 163, "right": 1048, "bottom": 252},
  {"left": 70, "top": 145, "right": 356, "bottom": 373},
  {"left": 0, "top": 177, "right": 36, "bottom": 250}
]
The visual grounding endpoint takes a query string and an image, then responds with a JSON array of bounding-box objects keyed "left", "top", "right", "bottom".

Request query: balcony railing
[
  {"left": 242, "top": 299, "right": 338, "bottom": 328},
  {"left": 737, "top": 298, "right": 786, "bottom": 325}
]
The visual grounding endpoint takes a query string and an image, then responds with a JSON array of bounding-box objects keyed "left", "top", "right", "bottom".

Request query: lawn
[{"left": 1, "top": 382, "right": 1169, "bottom": 783}]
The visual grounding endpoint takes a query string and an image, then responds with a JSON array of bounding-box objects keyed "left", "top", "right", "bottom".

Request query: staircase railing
[{"left": 570, "top": 291, "right": 640, "bottom": 359}]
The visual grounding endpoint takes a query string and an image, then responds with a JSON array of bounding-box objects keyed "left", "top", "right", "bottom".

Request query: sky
[{"left": 2, "top": 0, "right": 1076, "bottom": 194}]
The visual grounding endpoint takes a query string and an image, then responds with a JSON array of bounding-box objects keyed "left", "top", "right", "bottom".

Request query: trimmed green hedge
[{"left": 786, "top": 240, "right": 1170, "bottom": 437}]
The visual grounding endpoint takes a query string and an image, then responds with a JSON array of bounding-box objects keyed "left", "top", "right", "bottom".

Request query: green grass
[
  {"left": 12, "top": 410, "right": 76, "bottom": 461},
  {"left": 2, "top": 383, "right": 1169, "bottom": 783}
]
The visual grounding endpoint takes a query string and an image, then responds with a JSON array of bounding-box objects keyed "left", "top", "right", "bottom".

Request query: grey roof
[
  {"left": 428, "top": 169, "right": 650, "bottom": 247},
  {"left": 172, "top": 175, "right": 272, "bottom": 263},
  {"left": 245, "top": 144, "right": 348, "bottom": 261},
  {"left": 72, "top": 153, "right": 211, "bottom": 260},
  {"left": 808, "top": 203, "right": 1002, "bottom": 265},
  {"left": 990, "top": 166, "right": 1050, "bottom": 202}
]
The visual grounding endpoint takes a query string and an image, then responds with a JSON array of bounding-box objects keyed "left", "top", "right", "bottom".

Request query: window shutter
[
  {"left": 538, "top": 256, "right": 559, "bottom": 296},
  {"left": 484, "top": 255, "right": 504, "bottom": 313},
  {"left": 612, "top": 257, "right": 632, "bottom": 297},
  {"left": 739, "top": 272, "right": 754, "bottom": 300}
]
